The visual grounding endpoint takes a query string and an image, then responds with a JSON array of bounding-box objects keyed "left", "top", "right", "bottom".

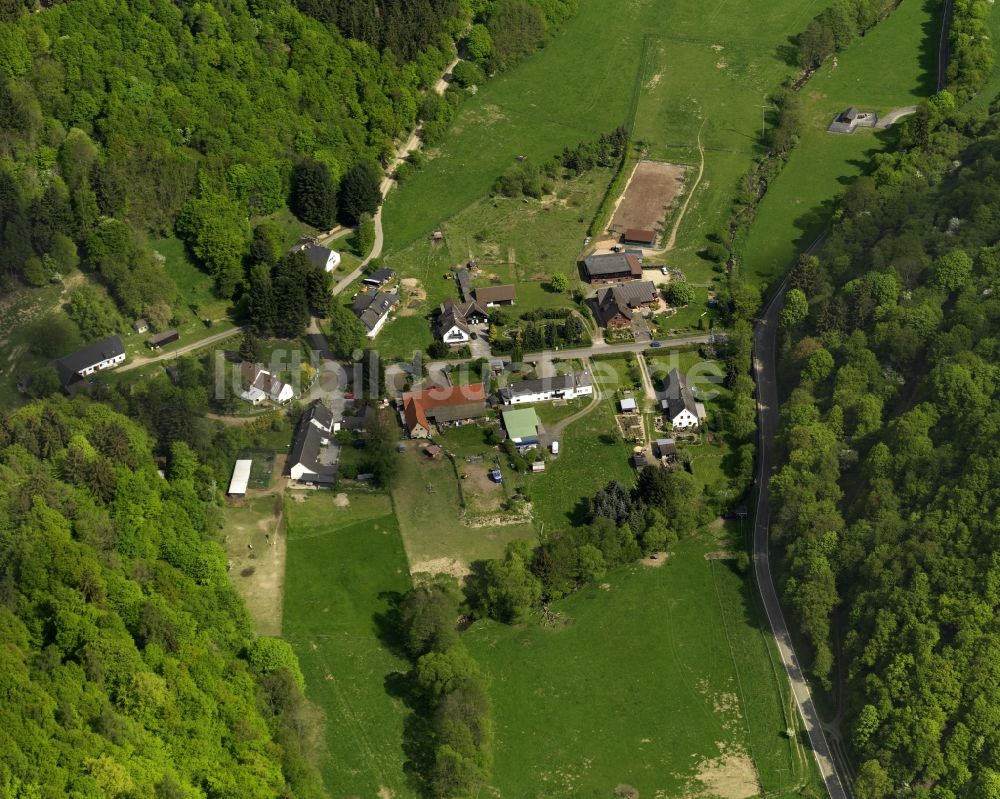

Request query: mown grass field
[
  {"left": 390, "top": 441, "right": 536, "bottom": 574},
  {"left": 741, "top": 0, "right": 942, "bottom": 287},
  {"left": 465, "top": 528, "right": 821, "bottom": 798},
  {"left": 526, "top": 398, "right": 635, "bottom": 533},
  {"left": 382, "top": 0, "right": 827, "bottom": 259},
  {"left": 281, "top": 491, "right": 414, "bottom": 798}
]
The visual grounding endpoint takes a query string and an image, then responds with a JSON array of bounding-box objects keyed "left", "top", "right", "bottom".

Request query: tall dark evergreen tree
[
  {"left": 337, "top": 162, "right": 383, "bottom": 226},
  {"left": 270, "top": 253, "right": 310, "bottom": 339},
  {"left": 291, "top": 159, "right": 338, "bottom": 229},
  {"left": 246, "top": 263, "right": 277, "bottom": 336}
]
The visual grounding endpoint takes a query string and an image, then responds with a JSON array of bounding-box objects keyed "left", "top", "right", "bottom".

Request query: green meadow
[
  {"left": 282, "top": 491, "right": 414, "bottom": 798},
  {"left": 465, "top": 529, "right": 821, "bottom": 798},
  {"left": 741, "top": 0, "right": 942, "bottom": 287}
]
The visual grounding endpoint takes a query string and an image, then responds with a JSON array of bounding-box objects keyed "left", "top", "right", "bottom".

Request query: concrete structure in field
[
  {"left": 228, "top": 459, "right": 252, "bottom": 496},
  {"left": 827, "top": 107, "right": 877, "bottom": 134},
  {"left": 662, "top": 368, "right": 699, "bottom": 429},
  {"left": 582, "top": 253, "right": 642, "bottom": 284},
  {"left": 502, "top": 407, "right": 541, "bottom": 448},
  {"left": 352, "top": 290, "right": 400, "bottom": 338},
  {"left": 475, "top": 285, "right": 516, "bottom": 307},
  {"left": 55, "top": 335, "right": 127, "bottom": 389},
  {"left": 401, "top": 383, "right": 489, "bottom": 438},
  {"left": 287, "top": 401, "right": 337, "bottom": 485},
  {"left": 499, "top": 370, "right": 593, "bottom": 405}
]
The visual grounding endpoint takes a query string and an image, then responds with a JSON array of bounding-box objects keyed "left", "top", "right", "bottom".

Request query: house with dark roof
[
  {"left": 296, "top": 241, "right": 341, "bottom": 272},
  {"left": 287, "top": 401, "right": 337, "bottom": 485},
  {"left": 498, "top": 370, "right": 593, "bottom": 404},
  {"left": 239, "top": 362, "right": 294, "bottom": 405},
  {"left": 594, "top": 281, "right": 659, "bottom": 328},
  {"left": 662, "top": 369, "right": 699, "bottom": 429},
  {"left": 363, "top": 268, "right": 396, "bottom": 288},
  {"left": 475, "top": 285, "right": 516, "bottom": 307},
  {"left": 622, "top": 229, "right": 657, "bottom": 247},
  {"left": 55, "top": 335, "right": 126, "bottom": 388},
  {"left": 352, "top": 291, "right": 400, "bottom": 338},
  {"left": 582, "top": 253, "right": 642, "bottom": 284},
  {"left": 435, "top": 299, "right": 489, "bottom": 344},
  {"left": 401, "top": 383, "right": 488, "bottom": 438},
  {"left": 455, "top": 268, "right": 474, "bottom": 302}
]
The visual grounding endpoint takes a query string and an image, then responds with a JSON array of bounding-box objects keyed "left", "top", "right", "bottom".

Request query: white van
[{"left": 551, "top": 441, "right": 560, "bottom": 455}]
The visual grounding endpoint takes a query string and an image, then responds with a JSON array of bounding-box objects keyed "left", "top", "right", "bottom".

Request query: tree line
[
  {"left": 0, "top": 398, "right": 325, "bottom": 797},
  {"left": 771, "top": 91, "right": 1000, "bottom": 797}
]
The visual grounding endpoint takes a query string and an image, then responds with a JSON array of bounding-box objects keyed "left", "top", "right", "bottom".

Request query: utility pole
[{"left": 756, "top": 96, "right": 776, "bottom": 141}]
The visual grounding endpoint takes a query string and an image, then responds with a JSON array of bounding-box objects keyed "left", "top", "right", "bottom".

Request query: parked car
[
  {"left": 660, "top": 266, "right": 669, "bottom": 275},
  {"left": 489, "top": 468, "right": 503, "bottom": 484},
  {"left": 650, "top": 341, "right": 663, "bottom": 348}
]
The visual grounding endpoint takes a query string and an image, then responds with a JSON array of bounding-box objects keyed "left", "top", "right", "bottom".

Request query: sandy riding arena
[{"left": 610, "top": 160, "right": 687, "bottom": 237}]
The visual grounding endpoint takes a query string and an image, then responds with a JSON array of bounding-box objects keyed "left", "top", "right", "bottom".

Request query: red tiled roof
[{"left": 402, "top": 383, "right": 487, "bottom": 433}]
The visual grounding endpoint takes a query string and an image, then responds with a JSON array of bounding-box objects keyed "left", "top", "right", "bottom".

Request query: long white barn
[{"left": 499, "top": 371, "right": 593, "bottom": 405}]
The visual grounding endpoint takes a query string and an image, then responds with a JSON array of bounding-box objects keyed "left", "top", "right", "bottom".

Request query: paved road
[
  {"left": 524, "top": 332, "right": 713, "bottom": 363},
  {"left": 119, "top": 325, "right": 243, "bottom": 372},
  {"left": 752, "top": 278, "right": 850, "bottom": 799},
  {"left": 874, "top": 106, "right": 917, "bottom": 128}
]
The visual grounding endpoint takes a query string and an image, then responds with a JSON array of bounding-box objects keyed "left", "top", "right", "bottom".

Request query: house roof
[
  {"left": 303, "top": 400, "right": 334, "bottom": 432},
  {"left": 620, "top": 397, "right": 638, "bottom": 411},
  {"left": 475, "top": 285, "right": 516, "bottom": 304},
  {"left": 499, "top": 370, "right": 592, "bottom": 401},
  {"left": 402, "top": 383, "right": 488, "bottom": 433},
  {"left": 441, "top": 298, "right": 488, "bottom": 319},
  {"left": 623, "top": 228, "right": 656, "bottom": 245},
  {"left": 228, "top": 460, "right": 252, "bottom": 494},
  {"left": 364, "top": 268, "right": 395, "bottom": 285},
  {"left": 354, "top": 291, "right": 400, "bottom": 331},
  {"left": 436, "top": 310, "right": 471, "bottom": 337},
  {"left": 665, "top": 369, "right": 698, "bottom": 419},
  {"left": 288, "top": 415, "right": 336, "bottom": 483},
  {"left": 55, "top": 335, "right": 125, "bottom": 385},
  {"left": 582, "top": 253, "right": 642, "bottom": 279},
  {"left": 502, "top": 407, "right": 540, "bottom": 442},
  {"left": 455, "top": 268, "right": 473, "bottom": 302},
  {"left": 304, "top": 244, "right": 335, "bottom": 268},
  {"left": 148, "top": 329, "right": 178, "bottom": 346}
]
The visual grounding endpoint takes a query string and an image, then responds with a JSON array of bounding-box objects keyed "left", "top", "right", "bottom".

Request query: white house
[
  {"left": 299, "top": 242, "right": 341, "bottom": 272},
  {"left": 55, "top": 335, "right": 127, "bottom": 388},
  {"left": 499, "top": 371, "right": 594, "bottom": 405},
  {"left": 663, "top": 369, "right": 699, "bottom": 429},
  {"left": 287, "top": 402, "right": 337, "bottom": 485},
  {"left": 239, "top": 362, "right": 294, "bottom": 405},
  {"left": 353, "top": 291, "right": 400, "bottom": 338},
  {"left": 438, "top": 312, "right": 472, "bottom": 344},
  {"left": 435, "top": 299, "right": 488, "bottom": 345}
]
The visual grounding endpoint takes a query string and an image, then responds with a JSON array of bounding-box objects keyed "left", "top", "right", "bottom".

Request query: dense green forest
[
  {"left": 0, "top": 398, "right": 324, "bottom": 797},
  {"left": 0, "top": 0, "right": 576, "bottom": 325},
  {"left": 772, "top": 92, "right": 1000, "bottom": 797}
]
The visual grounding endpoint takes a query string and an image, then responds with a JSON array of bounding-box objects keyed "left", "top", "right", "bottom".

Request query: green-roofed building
[{"left": 502, "top": 407, "right": 540, "bottom": 447}]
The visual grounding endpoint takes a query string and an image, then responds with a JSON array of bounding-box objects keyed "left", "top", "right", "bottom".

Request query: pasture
[
  {"left": 465, "top": 528, "right": 822, "bottom": 798},
  {"left": 222, "top": 494, "right": 284, "bottom": 636},
  {"left": 282, "top": 490, "right": 415, "bottom": 798},
  {"left": 741, "top": 0, "right": 941, "bottom": 287},
  {"left": 382, "top": 0, "right": 828, "bottom": 259},
  {"left": 390, "top": 440, "right": 536, "bottom": 576}
]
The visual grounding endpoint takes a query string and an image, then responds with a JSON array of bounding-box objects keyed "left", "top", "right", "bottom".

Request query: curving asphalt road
[{"left": 752, "top": 274, "right": 850, "bottom": 799}]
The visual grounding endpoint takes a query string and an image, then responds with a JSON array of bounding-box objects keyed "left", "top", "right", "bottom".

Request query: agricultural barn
[
  {"left": 55, "top": 335, "right": 127, "bottom": 389},
  {"left": 401, "top": 383, "right": 489, "bottom": 438},
  {"left": 622, "top": 228, "right": 656, "bottom": 247},
  {"left": 475, "top": 285, "right": 516, "bottom": 307},
  {"left": 582, "top": 253, "right": 642, "bottom": 284}
]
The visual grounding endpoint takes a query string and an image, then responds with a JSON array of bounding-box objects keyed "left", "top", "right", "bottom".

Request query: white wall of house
[
  {"left": 670, "top": 409, "right": 699, "bottom": 429},
  {"left": 79, "top": 353, "right": 126, "bottom": 376},
  {"left": 505, "top": 384, "right": 593, "bottom": 405},
  {"left": 443, "top": 325, "right": 471, "bottom": 343},
  {"left": 323, "top": 251, "right": 341, "bottom": 272},
  {"left": 367, "top": 312, "right": 391, "bottom": 338},
  {"left": 268, "top": 383, "right": 294, "bottom": 404}
]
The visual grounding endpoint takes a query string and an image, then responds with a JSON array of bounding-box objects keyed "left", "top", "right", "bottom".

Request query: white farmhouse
[
  {"left": 662, "top": 368, "right": 699, "bottom": 429},
  {"left": 499, "top": 371, "right": 594, "bottom": 405}
]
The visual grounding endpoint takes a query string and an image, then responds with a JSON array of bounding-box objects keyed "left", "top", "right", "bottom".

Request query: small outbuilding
[
  {"left": 619, "top": 397, "right": 638, "bottom": 412},
  {"left": 133, "top": 319, "right": 149, "bottom": 334},
  {"left": 530, "top": 460, "right": 546, "bottom": 473},
  {"left": 148, "top": 329, "right": 179, "bottom": 350},
  {"left": 228, "top": 459, "right": 252, "bottom": 496},
  {"left": 622, "top": 228, "right": 657, "bottom": 247}
]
